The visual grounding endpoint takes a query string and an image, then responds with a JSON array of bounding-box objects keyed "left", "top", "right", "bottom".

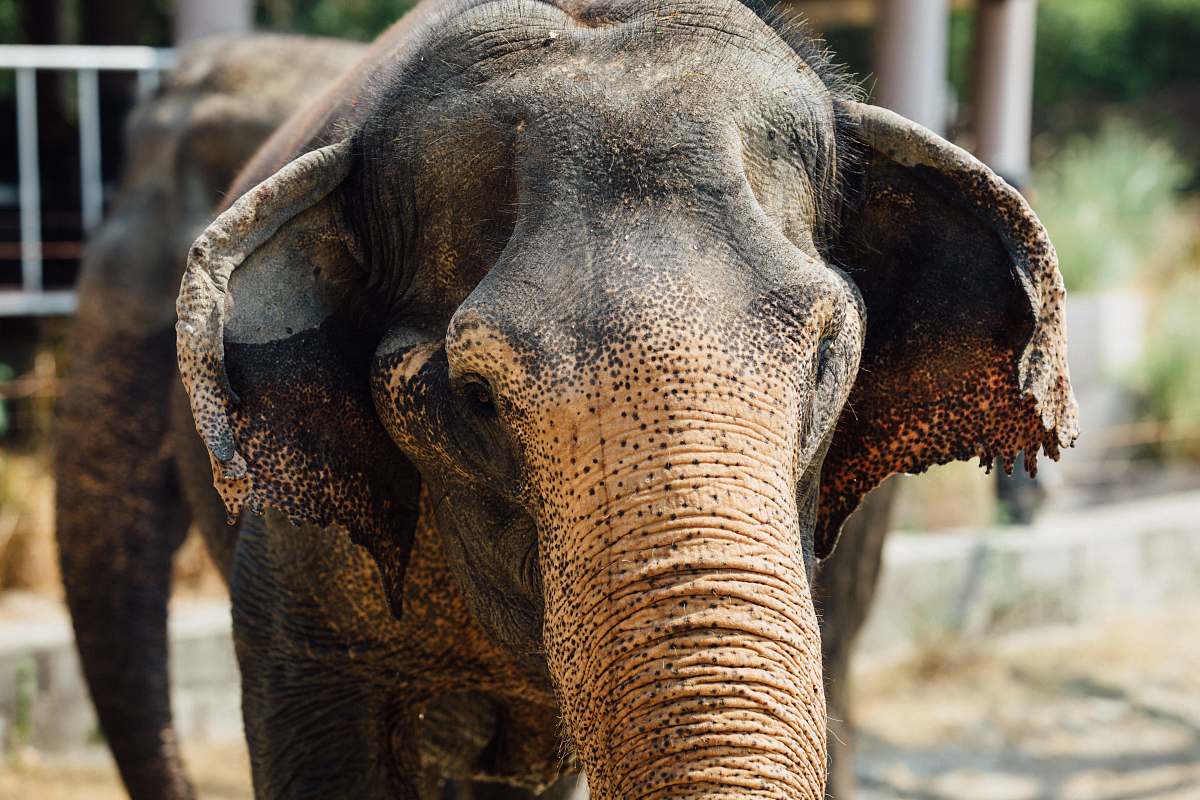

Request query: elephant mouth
[{"left": 414, "top": 691, "right": 572, "bottom": 790}]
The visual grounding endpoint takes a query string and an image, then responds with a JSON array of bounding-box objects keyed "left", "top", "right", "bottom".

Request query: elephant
[
  {"left": 55, "top": 32, "right": 365, "bottom": 799},
  {"left": 60, "top": 2, "right": 1078, "bottom": 799}
]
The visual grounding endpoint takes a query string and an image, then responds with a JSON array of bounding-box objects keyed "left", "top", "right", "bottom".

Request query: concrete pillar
[
  {"left": 874, "top": 0, "right": 950, "bottom": 135},
  {"left": 973, "top": 0, "right": 1039, "bottom": 186},
  {"left": 174, "top": 0, "right": 253, "bottom": 45},
  {"left": 972, "top": 0, "right": 1042, "bottom": 519}
]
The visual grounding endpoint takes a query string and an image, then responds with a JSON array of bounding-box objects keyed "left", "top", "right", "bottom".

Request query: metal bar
[
  {"left": 78, "top": 68, "right": 104, "bottom": 233},
  {"left": 136, "top": 68, "right": 161, "bottom": 99},
  {"left": 0, "top": 46, "right": 178, "bottom": 316},
  {"left": 0, "top": 45, "right": 175, "bottom": 71},
  {"left": 0, "top": 291, "right": 78, "bottom": 317},
  {"left": 16, "top": 67, "right": 42, "bottom": 294}
]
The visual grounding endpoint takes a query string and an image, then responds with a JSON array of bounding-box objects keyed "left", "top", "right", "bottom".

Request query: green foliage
[
  {"left": 257, "top": 0, "right": 418, "bottom": 41},
  {"left": 0, "top": 1, "right": 17, "bottom": 44},
  {"left": 1033, "top": 122, "right": 1191, "bottom": 292},
  {"left": 821, "top": 0, "right": 1200, "bottom": 131},
  {"left": 1133, "top": 273, "right": 1200, "bottom": 461},
  {"left": 0, "top": 363, "right": 12, "bottom": 438},
  {"left": 1035, "top": 0, "right": 1200, "bottom": 112}
]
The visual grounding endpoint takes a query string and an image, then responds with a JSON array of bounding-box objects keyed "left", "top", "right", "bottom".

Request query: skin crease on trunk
[{"left": 57, "top": 0, "right": 1076, "bottom": 798}]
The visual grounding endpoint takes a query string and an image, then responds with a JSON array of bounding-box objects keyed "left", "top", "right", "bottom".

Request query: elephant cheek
[
  {"left": 535, "top": 426, "right": 827, "bottom": 799},
  {"left": 370, "top": 341, "right": 463, "bottom": 468}
]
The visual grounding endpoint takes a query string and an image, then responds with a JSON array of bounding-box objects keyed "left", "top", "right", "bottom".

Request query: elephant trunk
[{"left": 539, "top": 413, "right": 827, "bottom": 799}]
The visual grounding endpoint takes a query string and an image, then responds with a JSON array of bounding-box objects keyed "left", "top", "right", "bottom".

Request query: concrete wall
[
  {"left": 1, "top": 491, "right": 1197, "bottom": 753},
  {"left": 0, "top": 600, "right": 239, "bottom": 754},
  {"left": 859, "top": 490, "right": 1200, "bottom": 661}
]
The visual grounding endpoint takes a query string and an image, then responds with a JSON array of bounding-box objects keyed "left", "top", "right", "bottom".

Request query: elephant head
[{"left": 177, "top": 2, "right": 1076, "bottom": 797}]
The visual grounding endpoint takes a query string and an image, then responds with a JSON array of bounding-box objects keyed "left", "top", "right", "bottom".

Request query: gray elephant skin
[{"left": 58, "top": 2, "right": 1078, "bottom": 799}]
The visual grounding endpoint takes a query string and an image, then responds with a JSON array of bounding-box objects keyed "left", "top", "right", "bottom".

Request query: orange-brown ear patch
[{"left": 816, "top": 102, "right": 1078, "bottom": 558}]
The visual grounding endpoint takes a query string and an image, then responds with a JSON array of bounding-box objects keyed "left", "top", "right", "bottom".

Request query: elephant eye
[
  {"left": 816, "top": 338, "right": 833, "bottom": 382},
  {"left": 464, "top": 378, "right": 496, "bottom": 415}
]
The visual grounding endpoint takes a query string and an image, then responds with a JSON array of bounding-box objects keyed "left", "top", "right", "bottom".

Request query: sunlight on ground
[
  {"left": 855, "top": 607, "right": 1200, "bottom": 800},
  {"left": 0, "top": 740, "right": 251, "bottom": 800},
  {"left": 2, "top": 609, "right": 1196, "bottom": 799}
]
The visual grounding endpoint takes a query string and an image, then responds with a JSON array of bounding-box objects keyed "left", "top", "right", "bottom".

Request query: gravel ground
[
  {"left": 3, "top": 609, "right": 1196, "bottom": 799},
  {"left": 0, "top": 740, "right": 251, "bottom": 800},
  {"left": 855, "top": 608, "right": 1200, "bottom": 800}
]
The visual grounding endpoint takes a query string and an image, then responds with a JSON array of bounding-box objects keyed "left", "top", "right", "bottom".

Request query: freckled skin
[
  {"left": 54, "top": 34, "right": 365, "bottom": 800},
  {"left": 111, "top": 2, "right": 1072, "bottom": 800}
]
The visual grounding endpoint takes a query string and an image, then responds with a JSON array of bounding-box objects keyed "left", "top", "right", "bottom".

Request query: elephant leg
[
  {"left": 815, "top": 477, "right": 900, "bottom": 800},
  {"left": 55, "top": 325, "right": 195, "bottom": 800},
  {"left": 455, "top": 774, "right": 585, "bottom": 799},
  {"left": 230, "top": 513, "right": 405, "bottom": 799}
]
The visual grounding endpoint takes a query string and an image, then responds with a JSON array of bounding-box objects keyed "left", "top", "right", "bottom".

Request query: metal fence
[{"left": 0, "top": 45, "right": 176, "bottom": 316}]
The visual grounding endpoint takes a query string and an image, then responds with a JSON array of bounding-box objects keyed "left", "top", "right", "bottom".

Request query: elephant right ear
[{"left": 176, "top": 140, "right": 421, "bottom": 612}]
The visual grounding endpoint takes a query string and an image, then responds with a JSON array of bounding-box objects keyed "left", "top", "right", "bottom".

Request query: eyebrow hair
[{"left": 736, "top": 0, "right": 863, "bottom": 101}]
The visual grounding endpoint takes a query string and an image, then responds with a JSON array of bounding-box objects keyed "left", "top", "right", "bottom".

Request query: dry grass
[
  {"left": 0, "top": 741, "right": 251, "bottom": 800},
  {"left": 0, "top": 450, "right": 59, "bottom": 594},
  {"left": 0, "top": 449, "right": 226, "bottom": 597}
]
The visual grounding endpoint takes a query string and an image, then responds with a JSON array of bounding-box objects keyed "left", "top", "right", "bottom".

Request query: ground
[
  {"left": 855, "top": 608, "right": 1200, "bottom": 800},
  {"left": 0, "top": 740, "right": 251, "bottom": 799},
  {"left": 2, "top": 609, "right": 1196, "bottom": 799}
]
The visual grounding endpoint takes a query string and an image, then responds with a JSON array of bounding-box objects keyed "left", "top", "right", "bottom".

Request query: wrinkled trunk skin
[{"left": 529, "top": 368, "right": 827, "bottom": 799}]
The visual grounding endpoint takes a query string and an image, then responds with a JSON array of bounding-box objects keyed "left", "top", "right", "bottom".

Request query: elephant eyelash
[
  {"left": 458, "top": 373, "right": 498, "bottom": 418},
  {"left": 468, "top": 380, "right": 495, "bottom": 409},
  {"left": 815, "top": 337, "right": 834, "bottom": 382}
]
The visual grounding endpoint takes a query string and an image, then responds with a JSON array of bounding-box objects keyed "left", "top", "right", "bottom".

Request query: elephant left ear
[
  {"left": 176, "top": 140, "right": 421, "bottom": 613},
  {"left": 816, "top": 101, "right": 1079, "bottom": 558}
]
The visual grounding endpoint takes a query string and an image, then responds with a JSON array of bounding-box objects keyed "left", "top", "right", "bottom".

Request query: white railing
[{"left": 0, "top": 45, "right": 176, "bottom": 315}]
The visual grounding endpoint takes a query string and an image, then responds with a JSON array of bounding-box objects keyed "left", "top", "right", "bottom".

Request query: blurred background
[{"left": 0, "top": 1, "right": 1197, "bottom": 798}]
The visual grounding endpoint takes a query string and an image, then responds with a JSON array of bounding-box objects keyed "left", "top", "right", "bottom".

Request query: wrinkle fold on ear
[
  {"left": 815, "top": 101, "right": 1078, "bottom": 559},
  {"left": 177, "top": 138, "right": 354, "bottom": 501},
  {"left": 176, "top": 138, "right": 423, "bottom": 617}
]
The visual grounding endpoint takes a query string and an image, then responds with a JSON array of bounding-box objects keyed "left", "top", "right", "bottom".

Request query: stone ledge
[
  {"left": 1, "top": 490, "right": 1198, "bottom": 753},
  {"left": 858, "top": 490, "right": 1200, "bottom": 661},
  {"left": 0, "top": 598, "right": 239, "bottom": 754}
]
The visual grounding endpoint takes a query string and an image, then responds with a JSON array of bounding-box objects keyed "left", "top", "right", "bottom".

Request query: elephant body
[
  {"left": 59, "top": 3, "right": 1077, "bottom": 799},
  {"left": 56, "top": 29, "right": 577, "bottom": 800}
]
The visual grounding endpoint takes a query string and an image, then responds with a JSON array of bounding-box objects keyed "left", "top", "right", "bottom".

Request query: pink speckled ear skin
[{"left": 816, "top": 101, "right": 1079, "bottom": 558}]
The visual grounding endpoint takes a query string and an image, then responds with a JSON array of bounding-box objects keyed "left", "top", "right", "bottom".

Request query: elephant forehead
[
  {"left": 438, "top": 0, "right": 806, "bottom": 66},
  {"left": 347, "top": 1, "right": 846, "bottom": 330},
  {"left": 429, "top": 1, "right": 833, "bottom": 125}
]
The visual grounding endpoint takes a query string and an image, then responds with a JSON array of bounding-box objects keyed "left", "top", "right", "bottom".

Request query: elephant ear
[
  {"left": 816, "top": 101, "right": 1079, "bottom": 558},
  {"left": 176, "top": 140, "right": 420, "bottom": 612}
]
